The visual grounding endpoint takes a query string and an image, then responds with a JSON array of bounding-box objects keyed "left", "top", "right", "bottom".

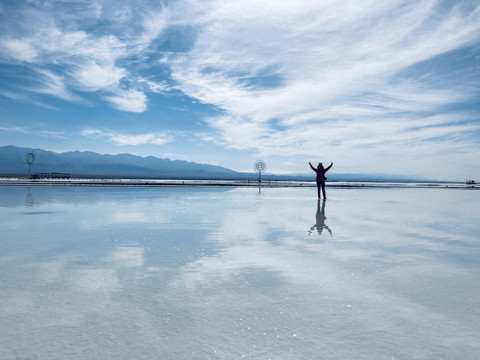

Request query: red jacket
[{"left": 310, "top": 163, "right": 332, "bottom": 182}]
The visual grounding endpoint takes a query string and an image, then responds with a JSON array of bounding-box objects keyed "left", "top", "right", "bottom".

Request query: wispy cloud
[
  {"left": 0, "top": 2, "right": 170, "bottom": 112},
  {"left": 0, "top": 125, "right": 26, "bottom": 133},
  {"left": 104, "top": 89, "right": 148, "bottom": 113},
  {"left": 160, "top": 0, "right": 480, "bottom": 174},
  {"left": 0, "top": 89, "right": 60, "bottom": 110},
  {"left": 73, "top": 61, "right": 126, "bottom": 92},
  {"left": 1, "top": 0, "right": 479, "bottom": 178},
  {"left": 0, "top": 123, "right": 66, "bottom": 138},
  {"left": 2, "top": 38, "right": 38, "bottom": 62},
  {"left": 82, "top": 128, "right": 173, "bottom": 146},
  {"left": 169, "top": 1, "right": 479, "bottom": 113},
  {"left": 31, "top": 68, "right": 80, "bottom": 102}
]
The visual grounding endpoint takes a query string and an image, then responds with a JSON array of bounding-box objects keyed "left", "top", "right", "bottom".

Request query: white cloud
[
  {"left": 31, "top": 69, "right": 80, "bottom": 101},
  {"left": 142, "top": 79, "right": 169, "bottom": 94},
  {"left": 0, "top": 3, "right": 169, "bottom": 112},
  {"left": 162, "top": 0, "right": 480, "bottom": 176},
  {"left": 0, "top": 122, "right": 67, "bottom": 138},
  {"left": 139, "top": 7, "right": 168, "bottom": 46},
  {"left": 81, "top": 128, "right": 173, "bottom": 146},
  {"left": 104, "top": 89, "right": 147, "bottom": 112},
  {"left": 74, "top": 61, "right": 125, "bottom": 91},
  {"left": 110, "top": 132, "right": 170, "bottom": 146},
  {"left": 1, "top": 0, "right": 480, "bottom": 178},
  {"left": 171, "top": 3, "right": 476, "bottom": 112},
  {"left": 3, "top": 39, "right": 38, "bottom": 62},
  {"left": 0, "top": 124, "right": 27, "bottom": 133},
  {"left": 204, "top": 115, "right": 273, "bottom": 150}
]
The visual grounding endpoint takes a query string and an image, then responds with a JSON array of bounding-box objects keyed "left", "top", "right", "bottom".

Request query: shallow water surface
[{"left": 1, "top": 186, "right": 479, "bottom": 359}]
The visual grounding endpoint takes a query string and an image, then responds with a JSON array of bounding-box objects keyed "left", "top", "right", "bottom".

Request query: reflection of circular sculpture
[
  {"left": 254, "top": 160, "right": 267, "bottom": 173},
  {"left": 26, "top": 152, "right": 35, "bottom": 165}
]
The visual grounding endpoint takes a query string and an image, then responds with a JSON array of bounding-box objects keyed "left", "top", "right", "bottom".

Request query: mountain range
[
  {"left": 0, "top": 145, "right": 432, "bottom": 182},
  {"left": 0, "top": 146, "right": 239, "bottom": 179}
]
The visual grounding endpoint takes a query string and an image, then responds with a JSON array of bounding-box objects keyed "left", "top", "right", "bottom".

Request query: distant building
[{"left": 31, "top": 172, "right": 71, "bottom": 179}]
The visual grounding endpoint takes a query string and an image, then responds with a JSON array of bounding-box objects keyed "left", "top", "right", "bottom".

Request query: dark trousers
[{"left": 316, "top": 181, "right": 326, "bottom": 198}]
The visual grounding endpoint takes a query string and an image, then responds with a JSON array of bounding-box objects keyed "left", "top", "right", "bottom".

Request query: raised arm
[
  {"left": 309, "top": 162, "right": 317, "bottom": 172},
  {"left": 325, "top": 162, "right": 333, "bottom": 172}
]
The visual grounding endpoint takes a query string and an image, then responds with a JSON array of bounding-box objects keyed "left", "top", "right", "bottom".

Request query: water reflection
[
  {"left": 26, "top": 186, "right": 34, "bottom": 206},
  {"left": 1, "top": 186, "right": 480, "bottom": 359},
  {"left": 308, "top": 199, "right": 332, "bottom": 236}
]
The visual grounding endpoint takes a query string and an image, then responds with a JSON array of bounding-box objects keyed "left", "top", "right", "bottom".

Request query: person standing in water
[{"left": 309, "top": 161, "right": 333, "bottom": 199}]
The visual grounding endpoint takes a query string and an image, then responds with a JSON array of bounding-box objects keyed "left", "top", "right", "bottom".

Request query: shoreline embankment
[{"left": 0, "top": 177, "right": 476, "bottom": 189}]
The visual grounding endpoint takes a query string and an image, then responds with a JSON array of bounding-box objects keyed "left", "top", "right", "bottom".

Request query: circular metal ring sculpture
[
  {"left": 254, "top": 160, "right": 267, "bottom": 182},
  {"left": 26, "top": 152, "right": 35, "bottom": 165},
  {"left": 26, "top": 152, "right": 35, "bottom": 178}
]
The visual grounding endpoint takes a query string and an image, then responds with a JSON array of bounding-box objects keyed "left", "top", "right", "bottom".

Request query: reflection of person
[
  {"left": 309, "top": 161, "right": 333, "bottom": 199},
  {"left": 309, "top": 199, "right": 332, "bottom": 236}
]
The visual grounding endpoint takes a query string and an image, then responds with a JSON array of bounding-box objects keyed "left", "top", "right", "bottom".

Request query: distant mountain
[
  {"left": 0, "top": 146, "right": 240, "bottom": 179},
  {"left": 0, "top": 145, "right": 433, "bottom": 182}
]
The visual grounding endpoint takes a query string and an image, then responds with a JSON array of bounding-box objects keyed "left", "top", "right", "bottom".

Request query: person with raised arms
[{"left": 309, "top": 161, "right": 333, "bottom": 199}]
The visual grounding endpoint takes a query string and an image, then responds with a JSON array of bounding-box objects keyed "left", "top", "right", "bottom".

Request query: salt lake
[{"left": 1, "top": 185, "right": 479, "bottom": 359}]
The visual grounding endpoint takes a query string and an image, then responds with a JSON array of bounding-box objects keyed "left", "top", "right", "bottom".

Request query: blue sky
[{"left": 1, "top": 0, "right": 479, "bottom": 181}]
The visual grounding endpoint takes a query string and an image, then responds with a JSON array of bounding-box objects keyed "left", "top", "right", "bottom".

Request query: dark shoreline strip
[{"left": 0, "top": 179, "right": 477, "bottom": 189}]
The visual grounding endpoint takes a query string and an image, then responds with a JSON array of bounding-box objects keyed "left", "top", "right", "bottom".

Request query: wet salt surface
[{"left": 1, "top": 185, "right": 479, "bottom": 359}]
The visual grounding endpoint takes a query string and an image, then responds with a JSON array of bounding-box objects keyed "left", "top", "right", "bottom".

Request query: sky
[{"left": 0, "top": 0, "right": 479, "bottom": 181}]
